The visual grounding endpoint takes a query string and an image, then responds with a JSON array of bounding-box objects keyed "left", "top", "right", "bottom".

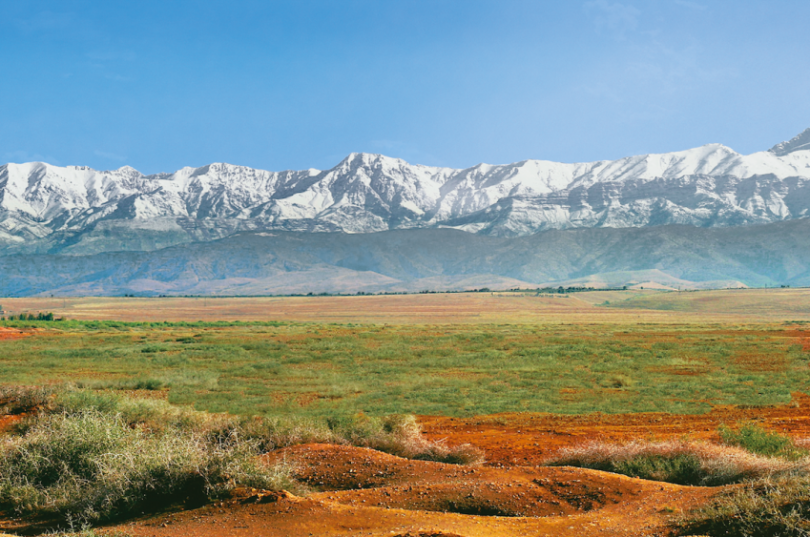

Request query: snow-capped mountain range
[{"left": 2, "top": 128, "right": 810, "bottom": 254}]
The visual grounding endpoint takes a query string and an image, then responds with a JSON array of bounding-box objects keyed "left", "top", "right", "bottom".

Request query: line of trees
[{"left": 1, "top": 312, "right": 59, "bottom": 321}]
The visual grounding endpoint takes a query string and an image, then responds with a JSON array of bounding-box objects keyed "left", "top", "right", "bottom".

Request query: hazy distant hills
[
  {"left": 2, "top": 218, "right": 810, "bottom": 296},
  {"left": 1, "top": 128, "right": 810, "bottom": 255}
]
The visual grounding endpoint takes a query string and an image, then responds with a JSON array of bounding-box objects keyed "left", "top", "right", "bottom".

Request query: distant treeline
[
  {"left": 535, "top": 286, "right": 628, "bottom": 294},
  {"left": 112, "top": 286, "right": 630, "bottom": 298},
  {"left": 0, "top": 319, "right": 289, "bottom": 330},
  {"left": 1, "top": 312, "right": 60, "bottom": 321}
]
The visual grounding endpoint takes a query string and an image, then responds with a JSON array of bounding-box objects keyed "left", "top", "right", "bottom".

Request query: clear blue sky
[{"left": 2, "top": 0, "right": 809, "bottom": 174}]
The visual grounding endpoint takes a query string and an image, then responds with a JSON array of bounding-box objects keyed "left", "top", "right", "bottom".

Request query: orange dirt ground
[
  {"left": 6, "top": 395, "right": 810, "bottom": 536},
  {"left": 102, "top": 444, "right": 712, "bottom": 537},
  {"left": 34, "top": 393, "right": 802, "bottom": 537},
  {"left": 0, "top": 327, "right": 33, "bottom": 341},
  {"left": 420, "top": 392, "right": 810, "bottom": 467}
]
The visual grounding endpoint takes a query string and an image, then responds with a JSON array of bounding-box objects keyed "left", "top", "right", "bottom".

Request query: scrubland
[{"left": 2, "top": 289, "right": 810, "bottom": 536}]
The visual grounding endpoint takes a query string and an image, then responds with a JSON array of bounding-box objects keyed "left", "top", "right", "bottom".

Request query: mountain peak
[
  {"left": 116, "top": 165, "right": 141, "bottom": 174},
  {"left": 769, "top": 128, "right": 810, "bottom": 156},
  {"left": 339, "top": 152, "right": 410, "bottom": 169},
  {"left": 344, "top": 152, "right": 392, "bottom": 162}
]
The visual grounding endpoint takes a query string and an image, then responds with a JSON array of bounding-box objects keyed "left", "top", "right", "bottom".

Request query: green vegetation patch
[
  {"left": 0, "top": 322, "right": 807, "bottom": 417},
  {"left": 0, "top": 393, "right": 294, "bottom": 526},
  {"left": 0, "top": 386, "right": 481, "bottom": 528},
  {"left": 719, "top": 423, "right": 809, "bottom": 460},
  {"left": 611, "top": 453, "right": 703, "bottom": 485}
]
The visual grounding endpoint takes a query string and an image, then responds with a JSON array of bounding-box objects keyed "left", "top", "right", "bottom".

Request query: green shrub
[
  {"left": 0, "top": 383, "right": 482, "bottom": 528},
  {"left": 50, "top": 389, "right": 212, "bottom": 434},
  {"left": 0, "top": 409, "right": 294, "bottom": 525},
  {"left": 324, "top": 413, "right": 483, "bottom": 464},
  {"left": 140, "top": 345, "right": 170, "bottom": 353},
  {"left": 719, "top": 423, "right": 808, "bottom": 460},
  {"left": 0, "top": 385, "right": 56, "bottom": 415},
  {"left": 612, "top": 453, "right": 702, "bottom": 485},
  {"left": 238, "top": 412, "right": 483, "bottom": 465},
  {"left": 49, "top": 389, "right": 483, "bottom": 465},
  {"left": 685, "top": 472, "right": 810, "bottom": 537}
]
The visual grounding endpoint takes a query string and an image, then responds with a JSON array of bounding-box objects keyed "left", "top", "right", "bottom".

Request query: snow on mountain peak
[
  {"left": 341, "top": 152, "right": 411, "bottom": 169},
  {"left": 769, "top": 128, "right": 810, "bottom": 156},
  {"left": 2, "top": 136, "right": 810, "bottom": 245}
]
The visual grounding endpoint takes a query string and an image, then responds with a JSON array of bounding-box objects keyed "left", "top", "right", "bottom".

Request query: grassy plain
[{"left": 2, "top": 289, "right": 809, "bottom": 418}]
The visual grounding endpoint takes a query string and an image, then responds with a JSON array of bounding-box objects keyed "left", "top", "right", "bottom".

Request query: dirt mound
[
  {"left": 261, "top": 443, "right": 712, "bottom": 532},
  {"left": 13, "top": 394, "right": 810, "bottom": 535},
  {"left": 268, "top": 443, "right": 436, "bottom": 490},
  {"left": 85, "top": 439, "right": 717, "bottom": 536}
]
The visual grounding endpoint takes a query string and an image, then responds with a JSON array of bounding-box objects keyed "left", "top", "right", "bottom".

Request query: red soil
[
  {"left": 420, "top": 392, "right": 810, "bottom": 467},
  {"left": 0, "top": 327, "right": 32, "bottom": 341},
  {"left": 107, "top": 444, "right": 711, "bottom": 537},
  {"left": 101, "top": 395, "right": 810, "bottom": 536},
  {"left": 0, "top": 414, "right": 23, "bottom": 433},
  {"left": 12, "top": 395, "right": 810, "bottom": 536}
]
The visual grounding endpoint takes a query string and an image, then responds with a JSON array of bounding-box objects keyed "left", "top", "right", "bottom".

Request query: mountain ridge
[{"left": 2, "top": 129, "right": 810, "bottom": 255}]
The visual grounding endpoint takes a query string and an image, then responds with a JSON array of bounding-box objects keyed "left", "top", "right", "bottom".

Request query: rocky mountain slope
[
  {"left": 2, "top": 129, "right": 810, "bottom": 254},
  {"left": 3, "top": 218, "right": 809, "bottom": 296}
]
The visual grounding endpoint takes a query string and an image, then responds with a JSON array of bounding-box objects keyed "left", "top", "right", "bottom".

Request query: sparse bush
[
  {"left": 239, "top": 412, "right": 483, "bottom": 465},
  {"left": 613, "top": 453, "right": 703, "bottom": 485},
  {"left": 326, "top": 414, "right": 484, "bottom": 465},
  {"left": 719, "top": 422, "right": 808, "bottom": 460},
  {"left": 680, "top": 425, "right": 810, "bottom": 536},
  {"left": 119, "top": 377, "right": 165, "bottom": 390},
  {"left": 0, "top": 385, "right": 56, "bottom": 415},
  {"left": 0, "top": 384, "right": 481, "bottom": 527},
  {"left": 548, "top": 439, "right": 798, "bottom": 486},
  {"left": 685, "top": 471, "right": 810, "bottom": 537},
  {"left": 0, "top": 409, "right": 296, "bottom": 525},
  {"left": 45, "top": 389, "right": 482, "bottom": 463},
  {"left": 598, "top": 373, "right": 634, "bottom": 389}
]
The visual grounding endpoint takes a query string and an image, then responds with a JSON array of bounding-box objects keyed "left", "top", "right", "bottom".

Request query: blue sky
[{"left": 2, "top": 0, "right": 809, "bottom": 174}]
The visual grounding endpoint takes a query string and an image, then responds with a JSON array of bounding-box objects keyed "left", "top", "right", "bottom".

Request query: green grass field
[{"left": 2, "top": 319, "right": 808, "bottom": 417}]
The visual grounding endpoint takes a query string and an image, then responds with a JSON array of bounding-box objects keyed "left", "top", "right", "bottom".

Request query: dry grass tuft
[
  {"left": 685, "top": 471, "right": 810, "bottom": 537},
  {"left": 332, "top": 414, "right": 484, "bottom": 465},
  {"left": 239, "top": 413, "right": 484, "bottom": 465},
  {"left": 548, "top": 439, "right": 800, "bottom": 485},
  {"left": 0, "top": 408, "right": 296, "bottom": 526},
  {"left": 6, "top": 385, "right": 482, "bottom": 466}
]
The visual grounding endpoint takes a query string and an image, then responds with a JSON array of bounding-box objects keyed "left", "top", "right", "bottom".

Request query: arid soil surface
[
  {"left": 420, "top": 392, "right": 810, "bottom": 467},
  {"left": 6, "top": 381, "right": 810, "bottom": 535},
  {"left": 0, "top": 327, "right": 33, "bottom": 341},
  {"left": 104, "top": 444, "right": 711, "bottom": 537},
  {"left": 6, "top": 395, "right": 810, "bottom": 536},
  {"left": 5, "top": 287, "right": 810, "bottom": 324},
  {"left": 73, "top": 394, "right": 810, "bottom": 537}
]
